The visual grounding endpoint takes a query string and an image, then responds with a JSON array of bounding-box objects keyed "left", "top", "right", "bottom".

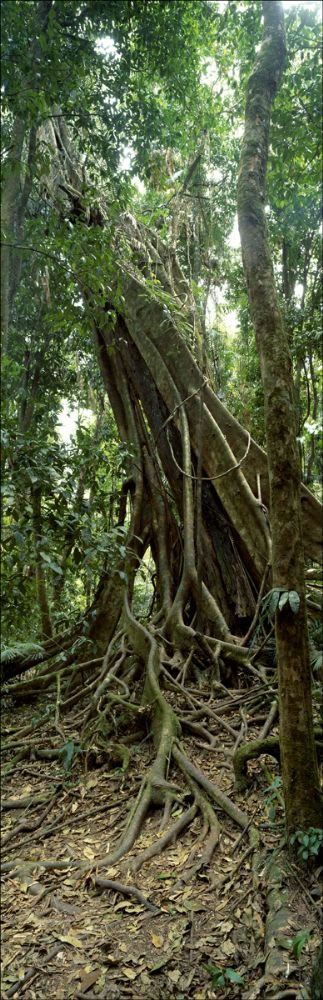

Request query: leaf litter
[{"left": 1, "top": 692, "right": 321, "bottom": 999}]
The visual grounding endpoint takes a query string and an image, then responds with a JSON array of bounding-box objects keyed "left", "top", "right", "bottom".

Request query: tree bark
[
  {"left": 1, "top": 117, "right": 26, "bottom": 353},
  {"left": 237, "top": 0, "right": 320, "bottom": 833},
  {"left": 1, "top": 0, "right": 53, "bottom": 353},
  {"left": 31, "top": 484, "right": 53, "bottom": 640}
]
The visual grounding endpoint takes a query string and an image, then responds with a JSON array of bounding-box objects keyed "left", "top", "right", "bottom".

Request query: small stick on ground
[
  {"left": 1, "top": 792, "right": 55, "bottom": 810},
  {"left": 210, "top": 843, "right": 255, "bottom": 891},
  {"left": 1, "top": 791, "right": 60, "bottom": 848},
  {"left": 1, "top": 714, "right": 52, "bottom": 748},
  {"left": 267, "top": 991, "right": 302, "bottom": 999},
  {"left": 11, "top": 790, "right": 137, "bottom": 854},
  {"left": 232, "top": 811, "right": 257, "bottom": 854},
  {"left": 259, "top": 698, "right": 278, "bottom": 739},
  {"left": 5, "top": 942, "right": 64, "bottom": 997},
  {"left": 189, "top": 914, "right": 194, "bottom": 964}
]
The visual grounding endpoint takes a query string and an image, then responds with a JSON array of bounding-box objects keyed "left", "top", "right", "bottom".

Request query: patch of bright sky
[
  {"left": 206, "top": 290, "right": 239, "bottom": 337},
  {"left": 58, "top": 401, "right": 94, "bottom": 444},
  {"left": 228, "top": 215, "right": 240, "bottom": 250},
  {"left": 96, "top": 37, "right": 119, "bottom": 58},
  {"left": 217, "top": 0, "right": 321, "bottom": 10},
  {"left": 283, "top": 0, "right": 321, "bottom": 9}
]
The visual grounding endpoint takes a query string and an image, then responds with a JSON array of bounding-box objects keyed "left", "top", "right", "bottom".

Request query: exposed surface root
[
  {"left": 89, "top": 876, "right": 161, "bottom": 914},
  {"left": 233, "top": 735, "right": 282, "bottom": 791},
  {"left": 2, "top": 647, "right": 321, "bottom": 1000},
  {"left": 2, "top": 613, "right": 252, "bottom": 883},
  {"left": 233, "top": 729, "right": 323, "bottom": 791},
  {"left": 131, "top": 803, "right": 198, "bottom": 873},
  {"left": 173, "top": 743, "right": 248, "bottom": 828},
  {"left": 2, "top": 596, "right": 269, "bottom": 882}
]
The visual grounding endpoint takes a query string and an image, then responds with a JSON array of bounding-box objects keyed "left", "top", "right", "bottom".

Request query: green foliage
[
  {"left": 2, "top": 0, "right": 213, "bottom": 185},
  {"left": 309, "top": 621, "right": 323, "bottom": 700},
  {"left": 40, "top": 552, "right": 63, "bottom": 575},
  {"left": 309, "top": 621, "right": 323, "bottom": 676},
  {"left": 58, "top": 739, "right": 82, "bottom": 774},
  {"left": 261, "top": 588, "right": 300, "bottom": 622},
  {"left": 0, "top": 641, "right": 45, "bottom": 664},
  {"left": 132, "top": 553, "right": 155, "bottom": 620},
  {"left": 203, "top": 964, "right": 244, "bottom": 988},
  {"left": 291, "top": 929, "right": 311, "bottom": 961},
  {"left": 263, "top": 775, "right": 282, "bottom": 822},
  {"left": 289, "top": 827, "right": 323, "bottom": 862}
]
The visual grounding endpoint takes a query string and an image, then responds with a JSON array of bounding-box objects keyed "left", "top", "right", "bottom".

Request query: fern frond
[{"left": 0, "top": 642, "right": 45, "bottom": 664}]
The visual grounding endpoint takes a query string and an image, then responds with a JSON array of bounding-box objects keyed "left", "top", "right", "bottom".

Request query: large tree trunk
[
  {"left": 2, "top": 112, "right": 322, "bottom": 688},
  {"left": 237, "top": 0, "right": 320, "bottom": 833},
  {"left": 2, "top": 96, "right": 322, "bottom": 870}
]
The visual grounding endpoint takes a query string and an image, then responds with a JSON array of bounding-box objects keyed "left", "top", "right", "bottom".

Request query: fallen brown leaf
[
  {"left": 151, "top": 933, "right": 164, "bottom": 948},
  {"left": 79, "top": 969, "right": 100, "bottom": 992}
]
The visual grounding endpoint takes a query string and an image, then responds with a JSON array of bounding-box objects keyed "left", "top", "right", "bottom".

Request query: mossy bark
[
  {"left": 237, "top": 1, "right": 321, "bottom": 832},
  {"left": 311, "top": 942, "right": 323, "bottom": 1000}
]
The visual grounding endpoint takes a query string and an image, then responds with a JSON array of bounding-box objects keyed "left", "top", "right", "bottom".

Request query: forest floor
[{"left": 1, "top": 684, "right": 322, "bottom": 1000}]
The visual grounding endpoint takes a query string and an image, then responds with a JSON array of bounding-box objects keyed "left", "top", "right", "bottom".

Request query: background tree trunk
[
  {"left": 31, "top": 484, "right": 53, "bottom": 640},
  {"left": 237, "top": 0, "right": 320, "bottom": 833},
  {"left": 1, "top": 1, "right": 53, "bottom": 353}
]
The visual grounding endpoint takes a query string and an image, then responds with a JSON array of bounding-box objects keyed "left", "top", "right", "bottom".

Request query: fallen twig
[
  {"left": 1, "top": 792, "right": 54, "bottom": 810},
  {"left": 211, "top": 843, "right": 254, "bottom": 891},
  {"left": 5, "top": 941, "right": 64, "bottom": 997},
  {"left": 232, "top": 811, "right": 257, "bottom": 853},
  {"left": 267, "top": 990, "right": 300, "bottom": 999},
  {"left": 1, "top": 790, "right": 60, "bottom": 848},
  {"left": 8, "top": 791, "right": 136, "bottom": 854},
  {"left": 259, "top": 698, "right": 278, "bottom": 739},
  {"left": 1, "top": 857, "right": 162, "bottom": 916}
]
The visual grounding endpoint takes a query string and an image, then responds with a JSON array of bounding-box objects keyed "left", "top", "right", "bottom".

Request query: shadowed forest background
[{"left": 1, "top": 1, "right": 322, "bottom": 998}]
